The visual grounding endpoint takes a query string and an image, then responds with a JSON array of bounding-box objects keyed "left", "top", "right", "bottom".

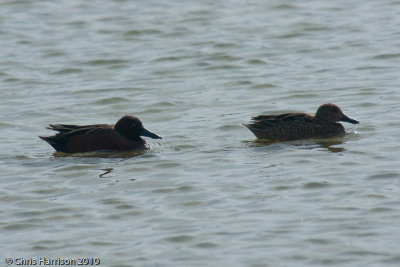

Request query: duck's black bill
[
  {"left": 340, "top": 114, "right": 359, "bottom": 124},
  {"left": 141, "top": 128, "right": 162, "bottom": 139}
]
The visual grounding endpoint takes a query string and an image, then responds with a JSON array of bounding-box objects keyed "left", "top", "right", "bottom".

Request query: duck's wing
[
  {"left": 244, "top": 113, "right": 316, "bottom": 140},
  {"left": 46, "top": 124, "right": 113, "bottom": 135},
  {"left": 40, "top": 124, "right": 117, "bottom": 152},
  {"left": 250, "top": 113, "right": 313, "bottom": 125}
]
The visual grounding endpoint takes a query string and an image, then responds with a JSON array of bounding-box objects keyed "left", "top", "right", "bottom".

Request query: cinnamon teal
[
  {"left": 244, "top": 103, "right": 359, "bottom": 141},
  {"left": 40, "top": 115, "right": 162, "bottom": 153}
]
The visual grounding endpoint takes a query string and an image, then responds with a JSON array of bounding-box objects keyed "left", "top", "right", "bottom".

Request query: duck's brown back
[{"left": 244, "top": 113, "right": 345, "bottom": 141}]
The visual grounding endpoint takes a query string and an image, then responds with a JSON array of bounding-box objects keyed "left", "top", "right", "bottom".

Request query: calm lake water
[{"left": 1, "top": 0, "right": 400, "bottom": 266}]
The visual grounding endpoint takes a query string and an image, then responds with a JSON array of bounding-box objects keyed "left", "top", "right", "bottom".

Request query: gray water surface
[{"left": 1, "top": 0, "right": 400, "bottom": 266}]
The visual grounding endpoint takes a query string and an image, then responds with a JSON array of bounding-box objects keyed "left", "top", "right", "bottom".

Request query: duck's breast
[{"left": 65, "top": 128, "right": 146, "bottom": 153}]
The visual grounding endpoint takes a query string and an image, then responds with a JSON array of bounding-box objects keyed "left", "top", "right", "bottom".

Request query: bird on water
[
  {"left": 244, "top": 103, "right": 359, "bottom": 141},
  {"left": 40, "top": 115, "right": 162, "bottom": 153}
]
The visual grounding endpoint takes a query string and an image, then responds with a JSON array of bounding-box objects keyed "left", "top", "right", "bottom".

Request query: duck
[
  {"left": 40, "top": 115, "right": 161, "bottom": 153},
  {"left": 244, "top": 103, "right": 359, "bottom": 141}
]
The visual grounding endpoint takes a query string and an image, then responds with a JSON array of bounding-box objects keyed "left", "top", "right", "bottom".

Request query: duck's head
[
  {"left": 315, "top": 103, "right": 359, "bottom": 124},
  {"left": 114, "top": 116, "right": 162, "bottom": 140}
]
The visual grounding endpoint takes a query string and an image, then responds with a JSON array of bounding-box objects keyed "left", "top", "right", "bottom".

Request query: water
[{"left": 1, "top": 0, "right": 400, "bottom": 266}]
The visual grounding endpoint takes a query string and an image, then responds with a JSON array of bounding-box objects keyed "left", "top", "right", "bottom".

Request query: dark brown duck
[
  {"left": 244, "top": 103, "right": 359, "bottom": 141},
  {"left": 40, "top": 116, "right": 161, "bottom": 153}
]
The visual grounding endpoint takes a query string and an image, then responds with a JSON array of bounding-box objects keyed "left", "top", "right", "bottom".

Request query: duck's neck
[{"left": 313, "top": 117, "right": 336, "bottom": 125}]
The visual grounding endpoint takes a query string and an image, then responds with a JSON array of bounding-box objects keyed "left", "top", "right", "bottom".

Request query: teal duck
[
  {"left": 244, "top": 103, "right": 359, "bottom": 141},
  {"left": 40, "top": 116, "right": 161, "bottom": 153}
]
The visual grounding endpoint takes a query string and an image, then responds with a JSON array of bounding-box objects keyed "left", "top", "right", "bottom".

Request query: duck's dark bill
[
  {"left": 141, "top": 128, "right": 162, "bottom": 139},
  {"left": 340, "top": 114, "right": 359, "bottom": 124}
]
